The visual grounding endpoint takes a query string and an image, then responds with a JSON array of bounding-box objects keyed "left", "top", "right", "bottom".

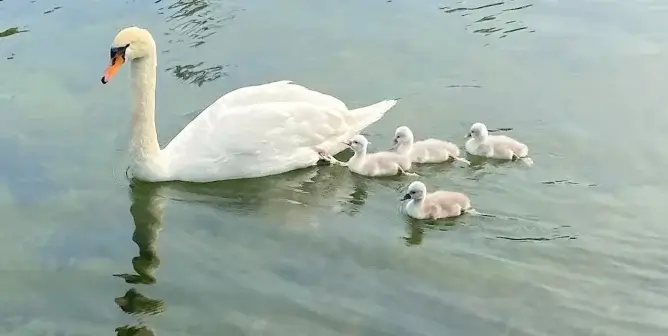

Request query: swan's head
[
  {"left": 466, "top": 122, "right": 488, "bottom": 139},
  {"left": 344, "top": 135, "right": 369, "bottom": 153},
  {"left": 101, "top": 26, "right": 156, "bottom": 84},
  {"left": 402, "top": 181, "right": 427, "bottom": 201},
  {"left": 393, "top": 126, "right": 414, "bottom": 147}
]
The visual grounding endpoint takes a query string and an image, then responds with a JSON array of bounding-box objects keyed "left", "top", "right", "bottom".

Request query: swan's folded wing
[
  {"left": 424, "top": 191, "right": 467, "bottom": 213},
  {"left": 163, "top": 101, "right": 350, "bottom": 180},
  {"left": 490, "top": 135, "right": 528, "bottom": 156}
]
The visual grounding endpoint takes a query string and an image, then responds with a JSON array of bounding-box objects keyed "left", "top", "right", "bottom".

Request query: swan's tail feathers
[{"left": 350, "top": 99, "right": 399, "bottom": 131}]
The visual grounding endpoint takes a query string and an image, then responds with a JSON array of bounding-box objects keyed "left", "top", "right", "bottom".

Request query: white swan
[
  {"left": 465, "top": 122, "right": 533, "bottom": 166},
  {"left": 401, "top": 181, "right": 473, "bottom": 219},
  {"left": 100, "top": 27, "right": 399, "bottom": 182},
  {"left": 393, "top": 126, "right": 470, "bottom": 165},
  {"left": 343, "top": 135, "right": 417, "bottom": 177}
]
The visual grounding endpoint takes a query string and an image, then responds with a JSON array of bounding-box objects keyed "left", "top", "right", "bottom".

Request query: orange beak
[{"left": 101, "top": 55, "right": 124, "bottom": 84}]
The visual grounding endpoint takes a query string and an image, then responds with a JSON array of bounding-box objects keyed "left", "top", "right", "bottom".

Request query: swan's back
[
  {"left": 423, "top": 190, "right": 471, "bottom": 218},
  {"left": 411, "top": 139, "right": 461, "bottom": 162},
  {"left": 369, "top": 151, "right": 411, "bottom": 170},
  {"left": 164, "top": 101, "right": 348, "bottom": 181},
  {"left": 489, "top": 134, "right": 529, "bottom": 156},
  {"left": 209, "top": 80, "right": 349, "bottom": 111},
  {"left": 353, "top": 152, "right": 409, "bottom": 176}
]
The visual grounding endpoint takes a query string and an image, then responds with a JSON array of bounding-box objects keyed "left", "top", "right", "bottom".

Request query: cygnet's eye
[{"left": 409, "top": 190, "right": 415, "bottom": 194}]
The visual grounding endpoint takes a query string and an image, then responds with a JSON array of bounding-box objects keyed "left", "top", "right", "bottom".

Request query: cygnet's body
[
  {"left": 465, "top": 122, "right": 533, "bottom": 166},
  {"left": 401, "top": 181, "right": 473, "bottom": 219},
  {"left": 344, "top": 135, "right": 416, "bottom": 177},
  {"left": 393, "top": 126, "right": 470, "bottom": 165}
]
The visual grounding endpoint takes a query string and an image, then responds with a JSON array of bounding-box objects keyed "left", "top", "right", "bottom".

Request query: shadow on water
[
  {"left": 157, "top": 0, "right": 243, "bottom": 86},
  {"left": 439, "top": 1, "right": 535, "bottom": 40}
]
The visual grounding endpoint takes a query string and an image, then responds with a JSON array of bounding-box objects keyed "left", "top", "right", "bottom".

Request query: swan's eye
[{"left": 110, "top": 43, "right": 130, "bottom": 62}]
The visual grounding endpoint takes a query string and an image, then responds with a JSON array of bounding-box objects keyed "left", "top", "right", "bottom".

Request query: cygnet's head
[
  {"left": 466, "top": 122, "right": 488, "bottom": 139},
  {"left": 101, "top": 26, "right": 157, "bottom": 84},
  {"left": 401, "top": 181, "right": 427, "bottom": 201},
  {"left": 393, "top": 126, "right": 414, "bottom": 146},
  {"left": 344, "top": 135, "right": 369, "bottom": 153}
]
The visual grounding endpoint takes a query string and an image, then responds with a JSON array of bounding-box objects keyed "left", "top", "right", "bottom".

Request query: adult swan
[{"left": 100, "top": 26, "right": 398, "bottom": 183}]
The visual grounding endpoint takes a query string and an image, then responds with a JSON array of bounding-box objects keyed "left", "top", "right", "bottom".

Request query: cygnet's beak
[
  {"left": 465, "top": 132, "right": 472, "bottom": 139},
  {"left": 101, "top": 46, "right": 127, "bottom": 84},
  {"left": 342, "top": 141, "right": 352, "bottom": 147},
  {"left": 401, "top": 193, "right": 411, "bottom": 201}
]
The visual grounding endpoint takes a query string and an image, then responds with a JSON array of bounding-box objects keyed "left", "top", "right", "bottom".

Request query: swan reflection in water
[
  {"left": 155, "top": 165, "right": 369, "bottom": 226},
  {"left": 112, "top": 165, "right": 366, "bottom": 334},
  {"left": 114, "top": 182, "right": 166, "bottom": 336}
]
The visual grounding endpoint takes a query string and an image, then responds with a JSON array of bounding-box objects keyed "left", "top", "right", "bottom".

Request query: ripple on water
[
  {"left": 0, "top": 26, "right": 27, "bottom": 60},
  {"left": 440, "top": 1, "right": 536, "bottom": 40},
  {"left": 158, "top": 0, "right": 243, "bottom": 86}
]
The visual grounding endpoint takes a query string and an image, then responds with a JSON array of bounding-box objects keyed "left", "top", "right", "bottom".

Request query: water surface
[{"left": 2, "top": 0, "right": 668, "bottom": 335}]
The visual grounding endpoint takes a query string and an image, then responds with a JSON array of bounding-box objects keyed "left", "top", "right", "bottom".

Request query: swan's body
[
  {"left": 401, "top": 181, "right": 472, "bottom": 219},
  {"left": 101, "top": 27, "right": 398, "bottom": 182},
  {"left": 393, "top": 126, "right": 470, "bottom": 165},
  {"left": 465, "top": 122, "right": 533, "bottom": 166},
  {"left": 344, "top": 135, "right": 416, "bottom": 177}
]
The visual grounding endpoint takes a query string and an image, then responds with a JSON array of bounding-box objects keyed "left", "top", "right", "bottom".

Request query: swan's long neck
[
  {"left": 349, "top": 149, "right": 366, "bottom": 166},
  {"left": 130, "top": 56, "right": 159, "bottom": 159},
  {"left": 129, "top": 51, "right": 168, "bottom": 180},
  {"left": 396, "top": 142, "right": 412, "bottom": 155}
]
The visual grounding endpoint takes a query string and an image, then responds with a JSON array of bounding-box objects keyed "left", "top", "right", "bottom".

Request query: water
[{"left": 1, "top": 0, "right": 668, "bottom": 334}]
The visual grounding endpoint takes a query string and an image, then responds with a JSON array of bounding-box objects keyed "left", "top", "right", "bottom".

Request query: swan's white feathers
[
  {"left": 409, "top": 138, "right": 461, "bottom": 163},
  {"left": 204, "top": 80, "right": 349, "bottom": 112},
  {"left": 163, "top": 100, "right": 352, "bottom": 181},
  {"left": 466, "top": 134, "right": 528, "bottom": 159},
  {"left": 403, "top": 181, "right": 472, "bottom": 219},
  {"left": 420, "top": 190, "right": 471, "bottom": 219},
  {"left": 353, "top": 152, "right": 410, "bottom": 176},
  {"left": 394, "top": 126, "right": 466, "bottom": 164}
]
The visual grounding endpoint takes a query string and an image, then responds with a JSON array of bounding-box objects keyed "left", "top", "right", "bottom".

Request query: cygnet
[
  {"left": 401, "top": 181, "right": 474, "bottom": 219},
  {"left": 465, "top": 122, "right": 533, "bottom": 166},
  {"left": 343, "top": 135, "right": 418, "bottom": 177},
  {"left": 393, "top": 126, "right": 470, "bottom": 165}
]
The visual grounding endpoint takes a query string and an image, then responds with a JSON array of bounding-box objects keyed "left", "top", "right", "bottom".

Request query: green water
[{"left": 2, "top": 0, "right": 668, "bottom": 335}]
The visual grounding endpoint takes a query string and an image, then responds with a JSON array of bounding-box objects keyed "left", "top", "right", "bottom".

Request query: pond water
[{"left": 1, "top": 0, "right": 668, "bottom": 335}]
